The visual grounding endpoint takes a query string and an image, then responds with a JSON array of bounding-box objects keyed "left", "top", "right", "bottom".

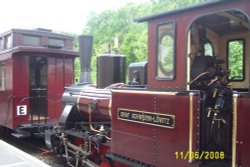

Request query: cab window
[
  {"left": 156, "top": 22, "right": 175, "bottom": 80},
  {"left": 227, "top": 39, "right": 245, "bottom": 81},
  {"left": 203, "top": 41, "right": 214, "bottom": 56}
]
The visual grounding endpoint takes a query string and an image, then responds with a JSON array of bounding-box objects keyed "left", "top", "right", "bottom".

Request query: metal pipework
[
  {"left": 60, "top": 134, "right": 91, "bottom": 167},
  {"left": 79, "top": 35, "right": 93, "bottom": 83}
]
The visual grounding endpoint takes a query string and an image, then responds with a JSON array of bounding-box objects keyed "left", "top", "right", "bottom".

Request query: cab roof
[{"left": 135, "top": 0, "right": 237, "bottom": 22}]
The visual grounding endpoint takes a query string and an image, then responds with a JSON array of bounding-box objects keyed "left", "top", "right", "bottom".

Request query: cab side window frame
[{"left": 156, "top": 22, "right": 176, "bottom": 80}]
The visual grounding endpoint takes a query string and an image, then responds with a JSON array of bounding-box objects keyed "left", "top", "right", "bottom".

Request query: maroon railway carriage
[
  {"left": 46, "top": 0, "right": 250, "bottom": 167},
  {"left": 0, "top": 28, "right": 78, "bottom": 137}
]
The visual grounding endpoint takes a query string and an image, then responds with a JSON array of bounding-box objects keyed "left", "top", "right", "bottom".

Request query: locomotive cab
[
  {"left": 113, "top": 1, "right": 250, "bottom": 166},
  {"left": 186, "top": 9, "right": 250, "bottom": 167},
  {"left": 187, "top": 10, "right": 249, "bottom": 91}
]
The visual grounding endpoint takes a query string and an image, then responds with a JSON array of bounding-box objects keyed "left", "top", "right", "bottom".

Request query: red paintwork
[
  {"left": 12, "top": 54, "right": 30, "bottom": 128},
  {"left": 0, "top": 58, "right": 14, "bottom": 128},
  {"left": 0, "top": 29, "right": 78, "bottom": 130},
  {"left": 108, "top": 1, "right": 250, "bottom": 166},
  {"left": 111, "top": 90, "right": 199, "bottom": 167},
  {"left": 11, "top": 29, "right": 74, "bottom": 49},
  {"left": 48, "top": 57, "right": 57, "bottom": 120},
  {"left": 146, "top": 0, "right": 250, "bottom": 90},
  {"left": 64, "top": 58, "right": 74, "bottom": 87},
  {"left": 77, "top": 88, "right": 111, "bottom": 122},
  {"left": 236, "top": 95, "right": 250, "bottom": 166}
]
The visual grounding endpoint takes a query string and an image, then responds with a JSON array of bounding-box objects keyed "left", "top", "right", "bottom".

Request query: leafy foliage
[
  {"left": 228, "top": 40, "right": 244, "bottom": 80},
  {"left": 75, "top": 0, "right": 206, "bottom": 83}
]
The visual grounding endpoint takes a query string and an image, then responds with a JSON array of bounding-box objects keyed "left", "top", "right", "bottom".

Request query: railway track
[{"left": 0, "top": 128, "right": 68, "bottom": 167}]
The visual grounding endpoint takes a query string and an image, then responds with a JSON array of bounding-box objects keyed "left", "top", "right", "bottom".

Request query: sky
[{"left": 0, "top": 0, "right": 146, "bottom": 35}]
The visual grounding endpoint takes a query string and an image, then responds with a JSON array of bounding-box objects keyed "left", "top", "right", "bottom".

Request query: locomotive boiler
[
  {"left": 45, "top": 36, "right": 126, "bottom": 167},
  {"left": 46, "top": 0, "right": 250, "bottom": 167}
]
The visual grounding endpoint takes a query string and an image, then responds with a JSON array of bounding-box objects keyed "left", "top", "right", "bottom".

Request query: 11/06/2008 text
[{"left": 175, "top": 151, "right": 225, "bottom": 160}]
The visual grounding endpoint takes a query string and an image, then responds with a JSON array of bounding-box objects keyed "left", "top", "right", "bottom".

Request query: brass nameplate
[{"left": 118, "top": 109, "right": 175, "bottom": 129}]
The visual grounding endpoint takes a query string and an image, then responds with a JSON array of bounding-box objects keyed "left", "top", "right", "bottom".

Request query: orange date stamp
[{"left": 175, "top": 151, "right": 225, "bottom": 160}]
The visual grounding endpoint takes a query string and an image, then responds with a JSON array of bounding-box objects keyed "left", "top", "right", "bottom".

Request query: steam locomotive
[{"left": 45, "top": 0, "right": 250, "bottom": 167}]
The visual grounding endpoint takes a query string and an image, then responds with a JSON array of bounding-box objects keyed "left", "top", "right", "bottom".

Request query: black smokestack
[{"left": 78, "top": 35, "right": 93, "bottom": 83}]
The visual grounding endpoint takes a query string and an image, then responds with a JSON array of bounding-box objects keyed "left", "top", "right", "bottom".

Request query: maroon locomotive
[
  {"left": 0, "top": 28, "right": 77, "bottom": 137},
  {"left": 45, "top": 0, "right": 250, "bottom": 167}
]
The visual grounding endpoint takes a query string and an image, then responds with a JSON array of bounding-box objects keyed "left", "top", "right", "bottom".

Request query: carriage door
[{"left": 29, "top": 56, "right": 48, "bottom": 123}]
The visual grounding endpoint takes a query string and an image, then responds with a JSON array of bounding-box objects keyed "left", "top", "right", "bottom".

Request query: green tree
[
  {"left": 83, "top": 3, "right": 149, "bottom": 82},
  {"left": 77, "top": 0, "right": 206, "bottom": 83},
  {"left": 228, "top": 40, "right": 244, "bottom": 80},
  {"left": 150, "top": 0, "right": 205, "bottom": 13},
  {"left": 73, "top": 35, "right": 81, "bottom": 82}
]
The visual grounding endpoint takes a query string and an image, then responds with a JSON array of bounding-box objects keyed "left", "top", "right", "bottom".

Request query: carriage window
[
  {"left": 22, "top": 35, "right": 40, "bottom": 46},
  {"left": 49, "top": 38, "right": 65, "bottom": 47},
  {"left": 227, "top": 39, "right": 244, "bottom": 81},
  {"left": 157, "top": 22, "right": 175, "bottom": 79},
  {"left": 0, "top": 64, "right": 5, "bottom": 90},
  {"left": 0, "top": 38, "right": 3, "bottom": 50},
  {"left": 30, "top": 57, "right": 47, "bottom": 88},
  {"left": 5, "top": 34, "right": 12, "bottom": 49}
]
